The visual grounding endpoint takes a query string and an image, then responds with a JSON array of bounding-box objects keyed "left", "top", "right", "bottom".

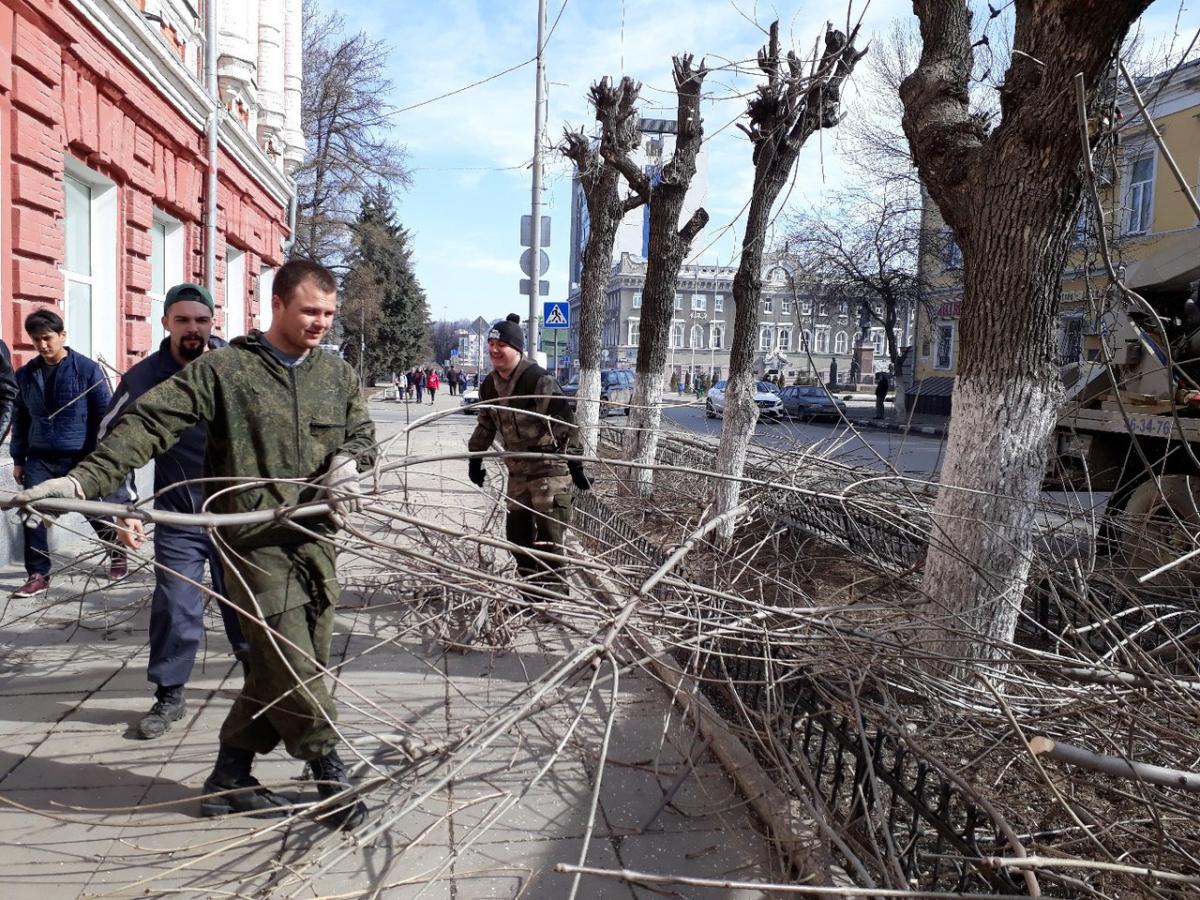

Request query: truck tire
[{"left": 1117, "top": 475, "right": 1200, "bottom": 588}]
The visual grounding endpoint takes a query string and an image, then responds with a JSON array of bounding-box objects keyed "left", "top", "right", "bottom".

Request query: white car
[
  {"left": 705, "top": 379, "right": 784, "bottom": 420},
  {"left": 460, "top": 386, "right": 480, "bottom": 414}
]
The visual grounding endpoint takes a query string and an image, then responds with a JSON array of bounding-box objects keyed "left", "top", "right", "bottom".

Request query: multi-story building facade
[
  {"left": 911, "top": 59, "right": 1200, "bottom": 416},
  {"left": 0, "top": 0, "right": 301, "bottom": 372},
  {"left": 567, "top": 253, "right": 893, "bottom": 385}
]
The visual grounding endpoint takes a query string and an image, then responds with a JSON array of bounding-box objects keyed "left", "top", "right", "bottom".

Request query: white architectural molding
[{"left": 65, "top": 0, "right": 295, "bottom": 207}]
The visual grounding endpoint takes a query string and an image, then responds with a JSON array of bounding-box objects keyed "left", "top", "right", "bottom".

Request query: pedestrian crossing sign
[{"left": 543, "top": 301, "right": 569, "bottom": 329}]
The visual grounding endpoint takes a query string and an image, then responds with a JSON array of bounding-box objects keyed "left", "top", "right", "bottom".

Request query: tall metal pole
[
  {"left": 527, "top": 0, "right": 547, "bottom": 355},
  {"left": 204, "top": 0, "right": 219, "bottom": 301}
]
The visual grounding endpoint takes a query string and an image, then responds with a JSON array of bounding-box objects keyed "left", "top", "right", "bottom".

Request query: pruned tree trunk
[
  {"left": 605, "top": 57, "right": 708, "bottom": 497},
  {"left": 899, "top": 0, "right": 1152, "bottom": 677},
  {"left": 559, "top": 78, "right": 644, "bottom": 458},
  {"left": 715, "top": 23, "right": 865, "bottom": 541}
]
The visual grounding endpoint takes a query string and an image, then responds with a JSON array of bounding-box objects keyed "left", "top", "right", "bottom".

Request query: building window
[
  {"left": 224, "top": 246, "right": 246, "bottom": 338},
  {"left": 258, "top": 266, "right": 275, "bottom": 331},
  {"left": 711, "top": 324, "right": 723, "bottom": 349},
  {"left": 674, "top": 293, "right": 682, "bottom": 310},
  {"left": 815, "top": 328, "right": 829, "bottom": 354},
  {"left": 714, "top": 294, "right": 724, "bottom": 312},
  {"left": 935, "top": 323, "right": 954, "bottom": 369},
  {"left": 800, "top": 301, "right": 811, "bottom": 316},
  {"left": 834, "top": 331, "right": 848, "bottom": 354},
  {"left": 632, "top": 291, "right": 641, "bottom": 309},
  {"left": 942, "top": 228, "right": 962, "bottom": 270},
  {"left": 759, "top": 327, "right": 772, "bottom": 351},
  {"left": 63, "top": 165, "right": 118, "bottom": 366},
  {"left": 1127, "top": 154, "right": 1154, "bottom": 234},
  {"left": 801, "top": 330, "right": 810, "bottom": 351},
  {"left": 672, "top": 322, "right": 684, "bottom": 348},
  {"left": 690, "top": 324, "right": 703, "bottom": 349},
  {"left": 691, "top": 293, "right": 705, "bottom": 311},
  {"left": 871, "top": 329, "right": 885, "bottom": 357},
  {"left": 628, "top": 320, "right": 639, "bottom": 346},
  {"left": 1059, "top": 317, "right": 1083, "bottom": 363},
  {"left": 150, "top": 212, "right": 184, "bottom": 347},
  {"left": 763, "top": 297, "right": 773, "bottom": 314},
  {"left": 782, "top": 299, "right": 791, "bottom": 315},
  {"left": 778, "top": 328, "right": 791, "bottom": 352}
]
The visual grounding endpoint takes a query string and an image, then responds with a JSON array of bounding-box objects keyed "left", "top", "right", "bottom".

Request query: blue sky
[{"left": 336, "top": 0, "right": 1194, "bottom": 324}]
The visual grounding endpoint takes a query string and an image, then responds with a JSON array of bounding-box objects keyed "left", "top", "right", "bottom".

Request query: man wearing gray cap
[
  {"left": 100, "top": 283, "right": 249, "bottom": 740},
  {"left": 467, "top": 314, "right": 590, "bottom": 601}
]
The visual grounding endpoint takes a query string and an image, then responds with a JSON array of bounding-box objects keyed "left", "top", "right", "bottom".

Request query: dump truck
[{"left": 1051, "top": 299, "right": 1200, "bottom": 581}]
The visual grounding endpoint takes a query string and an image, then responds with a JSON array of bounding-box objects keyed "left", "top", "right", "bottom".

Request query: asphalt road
[{"left": 660, "top": 399, "right": 948, "bottom": 475}]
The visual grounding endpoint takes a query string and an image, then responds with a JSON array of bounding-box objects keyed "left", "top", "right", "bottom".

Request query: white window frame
[
  {"left": 224, "top": 246, "right": 246, "bottom": 338},
  {"left": 632, "top": 290, "right": 641, "bottom": 309},
  {"left": 815, "top": 327, "right": 829, "bottom": 354},
  {"left": 150, "top": 210, "right": 184, "bottom": 348},
  {"left": 763, "top": 297, "right": 773, "bottom": 314},
  {"left": 871, "top": 328, "right": 885, "bottom": 357},
  {"left": 672, "top": 322, "right": 684, "bottom": 349},
  {"left": 758, "top": 327, "right": 773, "bottom": 352},
  {"left": 257, "top": 265, "right": 275, "bottom": 332},
  {"left": 801, "top": 330, "right": 810, "bottom": 351},
  {"left": 714, "top": 294, "right": 724, "bottom": 312},
  {"left": 690, "top": 324, "right": 703, "bottom": 349},
  {"left": 934, "top": 321, "right": 955, "bottom": 370},
  {"left": 1126, "top": 152, "right": 1155, "bottom": 235},
  {"left": 782, "top": 299, "right": 791, "bottom": 315},
  {"left": 778, "top": 328, "right": 791, "bottom": 352},
  {"left": 628, "top": 318, "right": 639, "bottom": 347},
  {"left": 674, "top": 293, "right": 682, "bottom": 310},
  {"left": 834, "top": 331, "right": 848, "bottom": 354},
  {"left": 62, "top": 160, "right": 118, "bottom": 373},
  {"left": 710, "top": 323, "right": 723, "bottom": 350},
  {"left": 691, "top": 293, "right": 705, "bottom": 311},
  {"left": 800, "top": 301, "right": 811, "bottom": 316}
]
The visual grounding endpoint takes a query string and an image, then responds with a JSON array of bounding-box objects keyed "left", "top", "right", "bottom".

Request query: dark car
[
  {"left": 560, "top": 369, "right": 634, "bottom": 417},
  {"left": 779, "top": 385, "right": 849, "bottom": 421}
]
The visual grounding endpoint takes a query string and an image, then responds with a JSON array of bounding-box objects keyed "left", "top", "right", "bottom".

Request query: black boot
[
  {"left": 309, "top": 749, "right": 367, "bottom": 831},
  {"left": 201, "top": 746, "right": 292, "bottom": 819},
  {"left": 137, "top": 684, "right": 186, "bottom": 739}
]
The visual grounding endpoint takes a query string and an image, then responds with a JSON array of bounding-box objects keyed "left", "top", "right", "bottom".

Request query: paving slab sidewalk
[{"left": 0, "top": 393, "right": 784, "bottom": 899}]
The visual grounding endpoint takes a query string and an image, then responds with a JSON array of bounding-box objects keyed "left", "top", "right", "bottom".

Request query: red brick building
[{"left": 0, "top": 0, "right": 301, "bottom": 370}]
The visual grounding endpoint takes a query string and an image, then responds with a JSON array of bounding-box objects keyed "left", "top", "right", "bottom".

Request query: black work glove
[
  {"left": 567, "top": 460, "right": 591, "bottom": 492},
  {"left": 468, "top": 458, "right": 485, "bottom": 487}
]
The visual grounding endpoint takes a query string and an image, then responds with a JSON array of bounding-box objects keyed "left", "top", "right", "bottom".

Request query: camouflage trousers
[
  {"left": 218, "top": 541, "right": 341, "bottom": 761},
  {"left": 505, "top": 474, "right": 573, "bottom": 593}
]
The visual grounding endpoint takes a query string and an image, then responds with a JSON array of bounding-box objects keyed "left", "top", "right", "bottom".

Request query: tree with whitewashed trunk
[
  {"left": 899, "top": 0, "right": 1153, "bottom": 676},
  {"left": 603, "top": 56, "right": 709, "bottom": 497},
  {"left": 713, "top": 22, "right": 865, "bottom": 542},
  {"left": 559, "top": 77, "right": 645, "bottom": 459}
]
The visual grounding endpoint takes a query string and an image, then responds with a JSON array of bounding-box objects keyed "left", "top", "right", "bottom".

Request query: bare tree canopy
[
  {"left": 785, "top": 183, "right": 925, "bottom": 373},
  {"left": 899, "top": 0, "right": 1154, "bottom": 677},
  {"left": 295, "top": 0, "right": 410, "bottom": 267}
]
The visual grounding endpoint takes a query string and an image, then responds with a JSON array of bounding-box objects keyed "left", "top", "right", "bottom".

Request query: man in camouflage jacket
[
  {"left": 468, "top": 314, "right": 589, "bottom": 597},
  {"left": 15, "top": 261, "right": 375, "bottom": 831}
]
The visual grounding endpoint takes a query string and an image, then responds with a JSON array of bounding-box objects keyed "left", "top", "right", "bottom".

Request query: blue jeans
[
  {"left": 21, "top": 454, "right": 115, "bottom": 577},
  {"left": 148, "top": 524, "right": 249, "bottom": 687}
]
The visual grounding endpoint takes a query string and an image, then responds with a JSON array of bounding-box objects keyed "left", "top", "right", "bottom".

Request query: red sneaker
[{"left": 12, "top": 574, "right": 50, "bottom": 598}]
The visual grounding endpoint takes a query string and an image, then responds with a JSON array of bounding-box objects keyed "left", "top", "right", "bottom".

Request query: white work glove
[
  {"left": 322, "top": 455, "right": 363, "bottom": 520},
  {"left": 12, "top": 476, "right": 84, "bottom": 524}
]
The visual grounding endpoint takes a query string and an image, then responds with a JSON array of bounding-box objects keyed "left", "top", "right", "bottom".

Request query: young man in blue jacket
[
  {"left": 101, "top": 284, "right": 250, "bottom": 739},
  {"left": 11, "top": 309, "right": 122, "bottom": 598}
]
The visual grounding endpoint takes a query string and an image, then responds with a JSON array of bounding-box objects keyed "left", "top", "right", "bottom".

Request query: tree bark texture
[
  {"left": 560, "top": 78, "right": 644, "bottom": 458},
  {"left": 613, "top": 57, "right": 708, "bottom": 497},
  {"left": 899, "top": 0, "right": 1152, "bottom": 674},
  {"left": 715, "top": 23, "right": 865, "bottom": 540}
]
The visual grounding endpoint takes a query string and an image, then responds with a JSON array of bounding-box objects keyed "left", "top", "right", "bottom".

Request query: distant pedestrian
[
  {"left": 414, "top": 368, "right": 425, "bottom": 403},
  {"left": 426, "top": 370, "right": 439, "bottom": 404},
  {"left": 447, "top": 367, "right": 457, "bottom": 396},
  {"left": 875, "top": 373, "right": 890, "bottom": 420},
  {"left": 11, "top": 309, "right": 123, "bottom": 598},
  {"left": 395, "top": 371, "right": 407, "bottom": 401},
  {"left": 458, "top": 371, "right": 468, "bottom": 394},
  {"left": 407, "top": 370, "right": 416, "bottom": 401}
]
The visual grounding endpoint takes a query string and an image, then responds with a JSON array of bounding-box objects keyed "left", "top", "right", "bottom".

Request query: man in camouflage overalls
[
  {"left": 15, "top": 260, "right": 375, "bottom": 831},
  {"left": 468, "top": 313, "right": 589, "bottom": 596}
]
